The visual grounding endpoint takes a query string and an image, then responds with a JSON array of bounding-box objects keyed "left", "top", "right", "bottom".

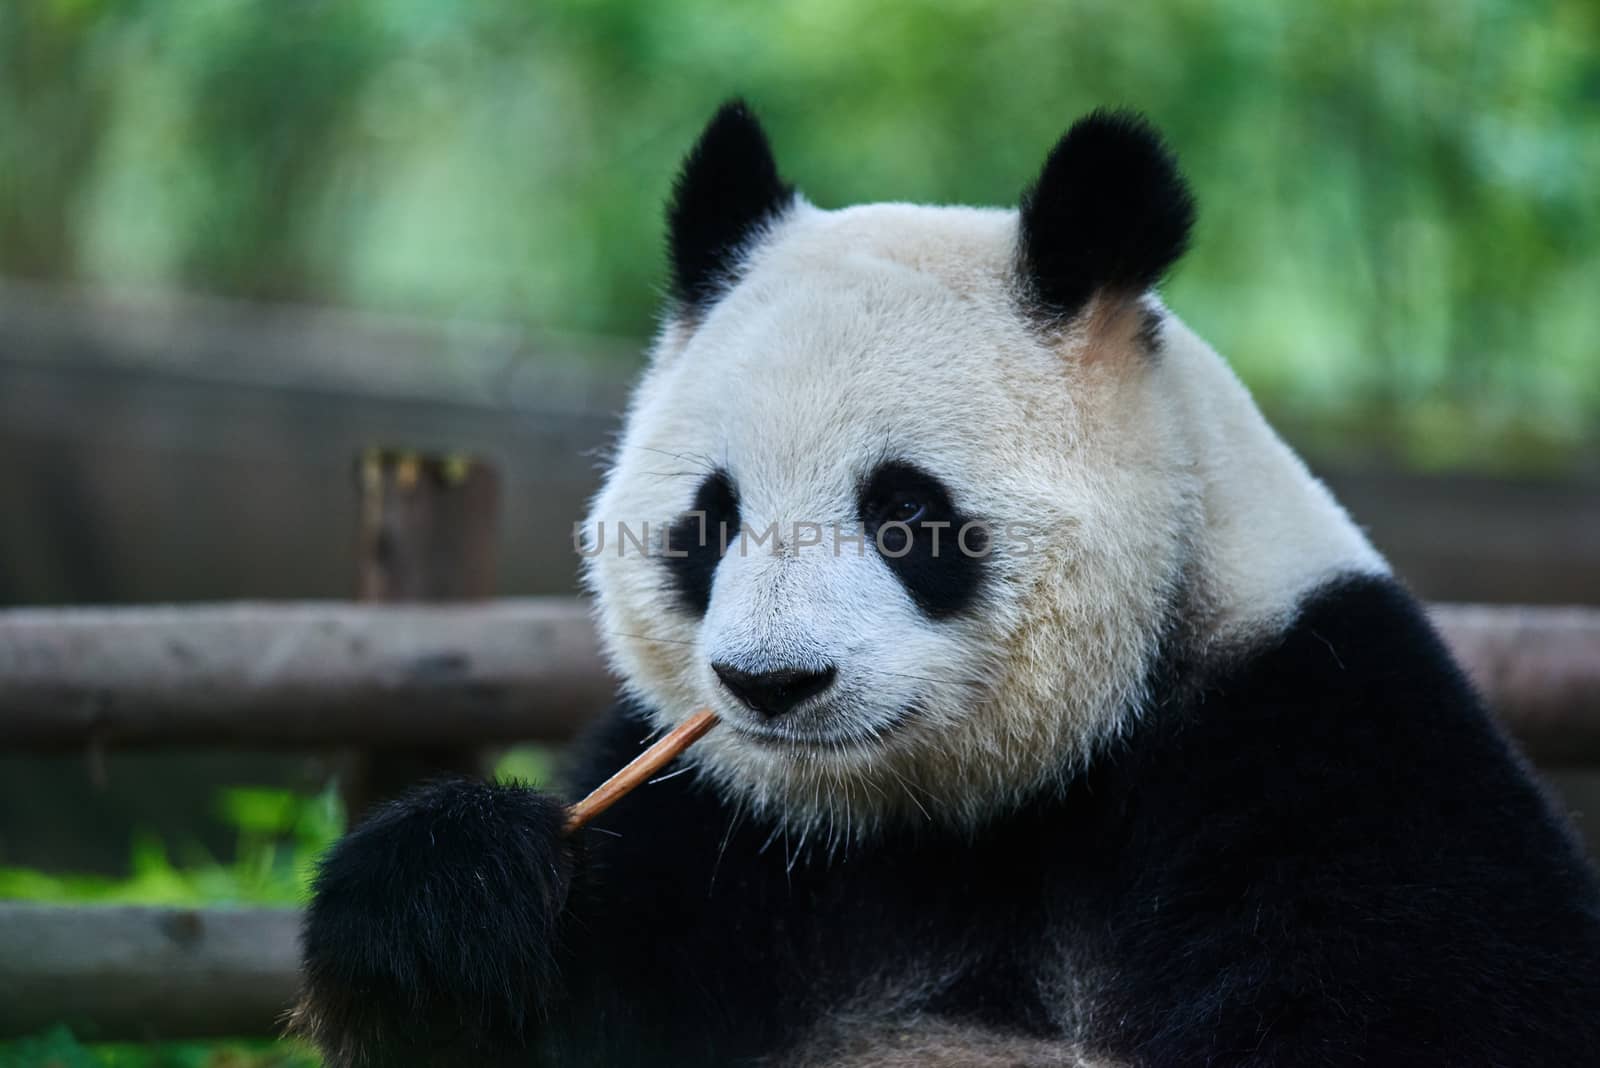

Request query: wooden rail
[
  {"left": 0, "top": 598, "right": 612, "bottom": 749},
  {"left": 1433, "top": 603, "right": 1600, "bottom": 765},
  {"left": 0, "top": 599, "right": 1598, "bottom": 1039},
  {"left": 0, "top": 599, "right": 1597, "bottom": 762},
  {"left": 0, "top": 904, "right": 299, "bottom": 1040}
]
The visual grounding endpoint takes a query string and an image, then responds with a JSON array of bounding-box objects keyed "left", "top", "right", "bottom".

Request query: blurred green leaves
[
  {"left": 0, "top": 748, "right": 547, "bottom": 907},
  {"left": 1, "top": 0, "right": 1596, "bottom": 468},
  {"left": 0, "top": 1027, "right": 319, "bottom": 1068},
  {"left": 0, "top": 784, "right": 343, "bottom": 907}
]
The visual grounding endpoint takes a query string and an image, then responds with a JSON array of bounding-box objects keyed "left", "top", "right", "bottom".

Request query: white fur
[
  {"left": 772, "top": 1016, "right": 1120, "bottom": 1068},
  {"left": 583, "top": 198, "right": 1385, "bottom": 841}
]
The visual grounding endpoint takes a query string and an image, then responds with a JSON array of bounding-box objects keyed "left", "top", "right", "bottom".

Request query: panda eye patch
[
  {"left": 857, "top": 461, "right": 985, "bottom": 619},
  {"left": 662, "top": 469, "right": 740, "bottom": 616}
]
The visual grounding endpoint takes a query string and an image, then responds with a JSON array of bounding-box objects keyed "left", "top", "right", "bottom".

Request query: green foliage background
[{"left": 3, "top": 0, "right": 1598, "bottom": 470}]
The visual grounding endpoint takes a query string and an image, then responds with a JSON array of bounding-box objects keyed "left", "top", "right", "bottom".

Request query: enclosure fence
[{"left": 2, "top": 597, "right": 1598, "bottom": 1038}]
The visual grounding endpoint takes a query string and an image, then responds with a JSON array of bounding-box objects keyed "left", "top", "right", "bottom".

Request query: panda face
[
  {"left": 583, "top": 103, "right": 1278, "bottom": 837},
  {"left": 608, "top": 206, "right": 1038, "bottom": 751},
  {"left": 586, "top": 201, "right": 1189, "bottom": 837}
]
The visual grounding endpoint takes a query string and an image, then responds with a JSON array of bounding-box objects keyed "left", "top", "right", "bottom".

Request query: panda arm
[
  {"left": 294, "top": 705, "right": 799, "bottom": 1066},
  {"left": 293, "top": 778, "right": 582, "bottom": 1067}
]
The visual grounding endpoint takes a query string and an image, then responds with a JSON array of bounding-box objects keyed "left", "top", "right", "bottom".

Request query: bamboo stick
[{"left": 564, "top": 709, "right": 719, "bottom": 832}]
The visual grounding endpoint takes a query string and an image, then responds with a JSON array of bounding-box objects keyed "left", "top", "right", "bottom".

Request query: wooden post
[{"left": 342, "top": 449, "right": 501, "bottom": 818}]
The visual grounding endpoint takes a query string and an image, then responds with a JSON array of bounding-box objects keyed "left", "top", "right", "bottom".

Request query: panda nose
[{"left": 712, "top": 662, "right": 837, "bottom": 720}]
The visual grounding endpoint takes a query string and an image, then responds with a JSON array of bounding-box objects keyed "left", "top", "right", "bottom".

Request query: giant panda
[{"left": 293, "top": 102, "right": 1600, "bottom": 1066}]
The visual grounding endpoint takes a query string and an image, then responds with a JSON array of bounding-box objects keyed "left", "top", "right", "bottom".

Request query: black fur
[
  {"left": 298, "top": 574, "right": 1600, "bottom": 1065},
  {"left": 1136, "top": 303, "right": 1166, "bottom": 354},
  {"left": 1018, "top": 110, "right": 1196, "bottom": 322},
  {"left": 858, "top": 460, "right": 987, "bottom": 619},
  {"left": 667, "top": 100, "right": 795, "bottom": 312},
  {"left": 661, "top": 468, "right": 740, "bottom": 616},
  {"left": 293, "top": 780, "right": 574, "bottom": 1068}
]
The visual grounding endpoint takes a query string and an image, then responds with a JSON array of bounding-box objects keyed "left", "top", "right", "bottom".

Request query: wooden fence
[
  {"left": 1, "top": 600, "right": 1597, "bottom": 760},
  {"left": 2, "top": 597, "right": 1599, "bottom": 1038}
]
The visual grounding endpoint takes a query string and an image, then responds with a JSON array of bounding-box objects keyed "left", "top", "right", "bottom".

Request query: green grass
[
  {"left": 0, "top": 1029, "right": 316, "bottom": 1068},
  {"left": 0, "top": 1029, "right": 319, "bottom": 1068}
]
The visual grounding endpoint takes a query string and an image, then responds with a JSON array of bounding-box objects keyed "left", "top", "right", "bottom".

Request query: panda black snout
[{"left": 712, "top": 661, "right": 837, "bottom": 719}]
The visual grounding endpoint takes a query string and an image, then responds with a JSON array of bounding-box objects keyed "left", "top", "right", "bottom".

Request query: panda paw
[{"left": 291, "top": 778, "right": 575, "bottom": 1068}]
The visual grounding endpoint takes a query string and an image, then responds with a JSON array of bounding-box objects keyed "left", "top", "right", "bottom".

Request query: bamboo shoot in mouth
[{"left": 563, "top": 708, "right": 720, "bottom": 832}]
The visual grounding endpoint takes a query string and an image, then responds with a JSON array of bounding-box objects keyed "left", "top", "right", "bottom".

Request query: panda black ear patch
[
  {"left": 667, "top": 100, "right": 795, "bottom": 312},
  {"left": 1017, "top": 110, "right": 1196, "bottom": 322}
]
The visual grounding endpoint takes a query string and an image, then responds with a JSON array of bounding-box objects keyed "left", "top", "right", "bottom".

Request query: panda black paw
[{"left": 291, "top": 778, "right": 574, "bottom": 1068}]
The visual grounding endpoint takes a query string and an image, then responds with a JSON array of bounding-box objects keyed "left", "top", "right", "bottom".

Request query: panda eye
[
  {"left": 858, "top": 459, "right": 953, "bottom": 535},
  {"left": 883, "top": 495, "right": 926, "bottom": 525}
]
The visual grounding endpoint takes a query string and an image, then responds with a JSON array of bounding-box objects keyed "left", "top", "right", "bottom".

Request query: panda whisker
[
  {"left": 647, "top": 764, "right": 695, "bottom": 785},
  {"left": 707, "top": 806, "right": 746, "bottom": 897},
  {"left": 618, "top": 443, "right": 721, "bottom": 474},
  {"left": 640, "top": 468, "right": 715, "bottom": 480},
  {"left": 874, "top": 669, "right": 958, "bottom": 686},
  {"left": 603, "top": 629, "right": 699, "bottom": 648},
  {"left": 885, "top": 764, "right": 934, "bottom": 823},
  {"left": 757, "top": 819, "right": 786, "bottom": 856},
  {"left": 787, "top": 821, "right": 812, "bottom": 874}
]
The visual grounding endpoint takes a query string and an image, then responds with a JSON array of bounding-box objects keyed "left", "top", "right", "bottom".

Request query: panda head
[{"left": 584, "top": 101, "right": 1370, "bottom": 839}]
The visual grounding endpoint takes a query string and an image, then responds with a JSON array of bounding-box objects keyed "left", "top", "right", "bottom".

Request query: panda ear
[
  {"left": 1017, "top": 110, "right": 1195, "bottom": 322},
  {"left": 667, "top": 100, "right": 796, "bottom": 312}
]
